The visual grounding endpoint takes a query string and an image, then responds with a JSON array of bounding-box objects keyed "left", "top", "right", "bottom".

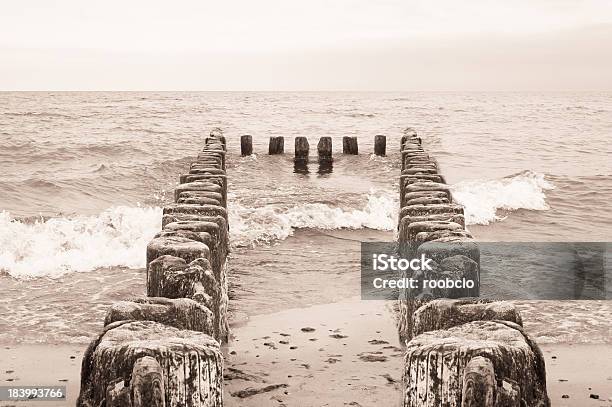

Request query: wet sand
[
  {"left": 541, "top": 344, "right": 612, "bottom": 407},
  {"left": 2, "top": 310, "right": 611, "bottom": 406},
  {"left": 0, "top": 343, "right": 83, "bottom": 407},
  {"left": 223, "top": 298, "right": 403, "bottom": 407}
]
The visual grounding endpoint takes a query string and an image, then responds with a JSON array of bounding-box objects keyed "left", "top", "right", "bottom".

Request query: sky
[{"left": 1, "top": 0, "right": 611, "bottom": 90}]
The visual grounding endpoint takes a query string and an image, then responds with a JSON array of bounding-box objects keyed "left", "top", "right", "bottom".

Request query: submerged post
[
  {"left": 317, "top": 137, "right": 332, "bottom": 163},
  {"left": 295, "top": 137, "right": 309, "bottom": 162},
  {"left": 269, "top": 136, "right": 284, "bottom": 155},
  {"left": 374, "top": 135, "right": 386, "bottom": 156},
  {"left": 343, "top": 136, "right": 358, "bottom": 154},
  {"left": 241, "top": 135, "right": 253, "bottom": 156}
]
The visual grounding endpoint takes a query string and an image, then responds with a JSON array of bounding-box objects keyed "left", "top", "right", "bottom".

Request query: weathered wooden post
[
  {"left": 317, "top": 137, "right": 332, "bottom": 163},
  {"left": 269, "top": 136, "right": 284, "bottom": 154},
  {"left": 78, "top": 321, "right": 224, "bottom": 407},
  {"left": 295, "top": 137, "right": 309, "bottom": 162},
  {"left": 131, "top": 357, "right": 165, "bottom": 407},
  {"left": 401, "top": 128, "right": 418, "bottom": 149},
  {"left": 402, "top": 321, "right": 549, "bottom": 407},
  {"left": 374, "top": 135, "right": 386, "bottom": 156},
  {"left": 461, "top": 357, "right": 495, "bottom": 407},
  {"left": 241, "top": 135, "right": 253, "bottom": 156},
  {"left": 209, "top": 128, "right": 226, "bottom": 148},
  {"left": 342, "top": 136, "right": 358, "bottom": 154}
]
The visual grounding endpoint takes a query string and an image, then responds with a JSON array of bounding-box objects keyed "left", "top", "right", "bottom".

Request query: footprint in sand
[
  {"left": 329, "top": 334, "right": 348, "bottom": 339},
  {"left": 357, "top": 352, "right": 388, "bottom": 362},
  {"left": 264, "top": 342, "right": 277, "bottom": 349}
]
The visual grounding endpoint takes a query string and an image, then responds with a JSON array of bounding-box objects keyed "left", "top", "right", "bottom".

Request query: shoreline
[{"left": 2, "top": 299, "right": 611, "bottom": 407}]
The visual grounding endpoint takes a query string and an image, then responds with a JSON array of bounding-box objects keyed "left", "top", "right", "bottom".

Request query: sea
[{"left": 0, "top": 91, "right": 611, "bottom": 345}]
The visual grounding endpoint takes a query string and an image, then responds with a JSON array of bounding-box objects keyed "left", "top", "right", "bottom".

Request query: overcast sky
[{"left": 1, "top": 0, "right": 611, "bottom": 90}]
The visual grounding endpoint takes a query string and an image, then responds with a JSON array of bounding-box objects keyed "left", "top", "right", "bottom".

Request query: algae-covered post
[
  {"left": 269, "top": 136, "right": 284, "bottom": 154},
  {"left": 374, "top": 135, "right": 386, "bottom": 156},
  {"left": 241, "top": 134, "right": 253, "bottom": 156},
  {"left": 342, "top": 136, "right": 358, "bottom": 154}
]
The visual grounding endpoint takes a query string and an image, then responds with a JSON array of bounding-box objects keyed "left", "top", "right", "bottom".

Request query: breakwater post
[
  {"left": 269, "top": 136, "right": 284, "bottom": 154},
  {"left": 397, "top": 128, "right": 550, "bottom": 407},
  {"left": 374, "top": 134, "right": 386, "bottom": 156},
  {"left": 78, "top": 130, "right": 228, "bottom": 407},
  {"left": 342, "top": 136, "right": 358, "bottom": 154},
  {"left": 295, "top": 136, "right": 309, "bottom": 162},
  {"left": 241, "top": 134, "right": 253, "bottom": 156},
  {"left": 317, "top": 136, "right": 332, "bottom": 163}
]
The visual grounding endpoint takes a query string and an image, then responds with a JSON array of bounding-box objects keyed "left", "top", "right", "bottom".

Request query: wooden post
[
  {"left": 241, "top": 135, "right": 253, "bottom": 156},
  {"left": 77, "top": 320, "right": 224, "bottom": 407},
  {"left": 401, "top": 320, "right": 549, "bottom": 407},
  {"left": 295, "top": 137, "right": 309, "bottom": 161},
  {"left": 131, "top": 357, "right": 165, "bottom": 407},
  {"left": 374, "top": 135, "right": 386, "bottom": 156},
  {"left": 342, "top": 136, "right": 358, "bottom": 154},
  {"left": 461, "top": 357, "right": 496, "bottom": 407},
  {"left": 268, "top": 136, "right": 284, "bottom": 154},
  {"left": 317, "top": 137, "right": 332, "bottom": 162}
]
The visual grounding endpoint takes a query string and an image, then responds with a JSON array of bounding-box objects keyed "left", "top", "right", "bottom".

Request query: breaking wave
[
  {"left": 0, "top": 191, "right": 397, "bottom": 278},
  {"left": 0, "top": 172, "right": 555, "bottom": 278},
  {"left": 0, "top": 206, "right": 162, "bottom": 279},
  {"left": 229, "top": 191, "right": 397, "bottom": 247},
  {"left": 451, "top": 170, "right": 555, "bottom": 225}
]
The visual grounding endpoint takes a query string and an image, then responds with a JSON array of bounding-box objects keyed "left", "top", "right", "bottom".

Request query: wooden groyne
[
  {"left": 397, "top": 128, "right": 550, "bottom": 407},
  {"left": 78, "top": 130, "right": 228, "bottom": 407},
  {"left": 234, "top": 135, "right": 387, "bottom": 158}
]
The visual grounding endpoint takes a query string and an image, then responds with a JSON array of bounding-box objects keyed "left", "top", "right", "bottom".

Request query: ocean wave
[
  {"left": 347, "top": 112, "right": 375, "bottom": 118},
  {"left": 0, "top": 171, "right": 555, "bottom": 278},
  {"left": 229, "top": 191, "right": 397, "bottom": 247},
  {"left": 0, "top": 192, "right": 397, "bottom": 278},
  {"left": 110, "top": 126, "right": 170, "bottom": 135},
  {"left": 0, "top": 206, "right": 161, "bottom": 279},
  {"left": 2, "top": 111, "right": 74, "bottom": 119},
  {"left": 451, "top": 170, "right": 555, "bottom": 225}
]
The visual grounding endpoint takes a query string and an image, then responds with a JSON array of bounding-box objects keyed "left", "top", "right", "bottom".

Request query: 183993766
[{"left": 0, "top": 386, "right": 66, "bottom": 401}]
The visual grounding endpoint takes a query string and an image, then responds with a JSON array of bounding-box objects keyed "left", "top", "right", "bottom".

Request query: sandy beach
[
  {"left": 2, "top": 301, "right": 611, "bottom": 407},
  {"left": 1, "top": 229, "right": 610, "bottom": 407}
]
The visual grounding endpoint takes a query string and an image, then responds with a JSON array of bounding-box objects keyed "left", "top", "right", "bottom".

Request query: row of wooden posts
[
  {"left": 77, "top": 131, "right": 229, "bottom": 407},
  {"left": 396, "top": 128, "right": 550, "bottom": 407},
  {"left": 240, "top": 135, "right": 388, "bottom": 157}
]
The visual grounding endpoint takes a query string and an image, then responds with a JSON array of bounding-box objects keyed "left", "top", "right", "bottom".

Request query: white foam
[
  {"left": 0, "top": 206, "right": 162, "bottom": 279},
  {"left": 0, "top": 171, "right": 556, "bottom": 277},
  {"left": 229, "top": 190, "right": 397, "bottom": 247},
  {"left": 451, "top": 170, "right": 555, "bottom": 225},
  {"left": 0, "top": 191, "right": 399, "bottom": 277}
]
